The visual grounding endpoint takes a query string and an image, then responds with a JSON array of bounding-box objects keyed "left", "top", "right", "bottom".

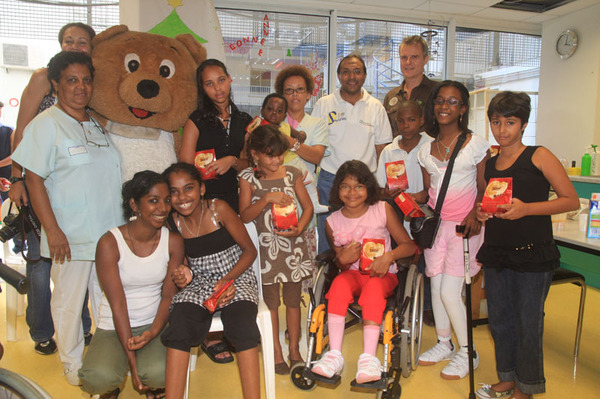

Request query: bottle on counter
[
  {"left": 581, "top": 150, "right": 591, "bottom": 176},
  {"left": 568, "top": 160, "right": 581, "bottom": 176},
  {"left": 590, "top": 144, "right": 600, "bottom": 176}
]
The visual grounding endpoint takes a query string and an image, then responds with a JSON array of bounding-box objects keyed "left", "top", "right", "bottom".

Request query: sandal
[
  {"left": 274, "top": 361, "right": 290, "bottom": 375},
  {"left": 200, "top": 341, "right": 234, "bottom": 364},
  {"left": 288, "top": 355, "right": 304, "bottom": 369},
  {"left": 146, "top": 388, "right": 165, "bottom": 399},
  {"left": 476, "top": 383, "right": 514, "bottom": 398}
]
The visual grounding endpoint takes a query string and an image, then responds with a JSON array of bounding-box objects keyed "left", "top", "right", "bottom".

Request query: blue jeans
[
  {"left": 25, "top": 230, "right": 92, "bottom": 343},
  {"left": 316, "top": 169, "right": 335, "bottom": 254},
  {"left": 484, "top": 267, "right": 553, "bottom": 395}
]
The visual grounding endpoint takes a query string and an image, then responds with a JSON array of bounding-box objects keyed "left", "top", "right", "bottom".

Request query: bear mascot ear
[
  {"left": 175, "top": 33, "right": 207, "bottom": 66},
  {"left": 92, "top": 24, "right": 129, "bottom": 47}
]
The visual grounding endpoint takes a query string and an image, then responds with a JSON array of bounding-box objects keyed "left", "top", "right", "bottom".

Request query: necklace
[
  {"left": 436, "top": 133, "right": 460, "bottom": 161},
  {"left": 180, "top": 200, "right": 205, "bottom": 237},
  {"left": 126, "top": 223, "right": 159, "bottom": 257},
  {"left": 217, "top": 105, "right": 231, "bottom": 122}
]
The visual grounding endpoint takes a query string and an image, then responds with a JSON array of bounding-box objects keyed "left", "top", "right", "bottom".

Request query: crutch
[{"left": 456, "top": 225, "right": 476, "bottom": 399}]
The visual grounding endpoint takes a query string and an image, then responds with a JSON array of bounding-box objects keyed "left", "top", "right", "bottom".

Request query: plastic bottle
[
  {"left": 568, "top": 161, "right": 581, "bottom": 176},
  {"left": 581, "top": 151, "right": 591, "bottom": 176},
  {"left": 590, "top": 144, "right": 600, "bottom": 176}
]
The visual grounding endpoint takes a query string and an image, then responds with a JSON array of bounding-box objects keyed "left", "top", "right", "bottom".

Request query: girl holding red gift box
[
  {"left": 310, "top": 160, "right": 414, "bottom": 383},
  {"left": 475, "top": 92, "right": 578, "bottom": 399},
  {"left": 161, "top": 162, "right": 260, "bottom": 399},
  {"left": 239, "top": 125, "right": 313, "bottom": 375}
]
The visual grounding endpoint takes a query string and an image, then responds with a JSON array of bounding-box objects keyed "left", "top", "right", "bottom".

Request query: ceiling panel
[
  {"left": 413, "top": 1, "right": 483, "bottom": 14},
  {"left": 472, "top": 7, "right": 540, "bottom": 21},
  {"left": 350, "top": 0, "right": 427, "bottom": 8}
]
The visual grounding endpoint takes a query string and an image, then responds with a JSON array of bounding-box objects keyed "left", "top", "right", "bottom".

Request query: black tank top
[{"left": 477, "top": 146, "right": 559, "bottom": 272}]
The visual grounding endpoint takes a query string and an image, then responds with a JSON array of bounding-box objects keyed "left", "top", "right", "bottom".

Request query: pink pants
[{"left": 326, "top": 270, "right": 398, "bottom": 324}]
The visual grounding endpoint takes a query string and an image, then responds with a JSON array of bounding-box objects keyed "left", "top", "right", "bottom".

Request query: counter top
[
  {"left": 553, "top": 218, "right": 600, "bottom": 255},
  {"left": 569, "top": 175, "right": 600, "bottom": 183}
]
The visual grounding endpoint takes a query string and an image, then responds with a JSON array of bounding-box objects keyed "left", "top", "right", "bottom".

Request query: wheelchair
[{"left": 290, "top": 252, "right": 424, "bottom": 398}]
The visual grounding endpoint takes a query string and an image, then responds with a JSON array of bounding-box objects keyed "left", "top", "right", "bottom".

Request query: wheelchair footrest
[
  {"left": 302, "top": 369, "right": 342, "bottom": 386},
  {"left": 350, "top": 378, "right": 387, "bottom": 390}
]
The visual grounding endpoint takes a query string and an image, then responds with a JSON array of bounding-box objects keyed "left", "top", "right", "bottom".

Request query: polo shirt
[
  {"left": 376, "top": 133, "right": 433, "bottom": 194},
  {"left": 384, "top": 75, "right": 437, "bottom": 136},
  {"left": 312, "top": 88, "right": 392, "bottom": 174},
  {"left": 13, "top": 106, "right": 123, "bottom": 260}
]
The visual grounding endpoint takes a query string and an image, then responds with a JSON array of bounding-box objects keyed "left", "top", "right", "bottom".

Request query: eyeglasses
[
  {"left": 283, "top": 87, "right": 307, "bottom": 95},
  {"left": 433, "top": 98, "right": 463, "bottom": 107},
  {"left": 339, "top": 184, "right": 366, "bottom": 193},
  {"left": 79, "top": 116, "right": 110, "bottom": 147}
]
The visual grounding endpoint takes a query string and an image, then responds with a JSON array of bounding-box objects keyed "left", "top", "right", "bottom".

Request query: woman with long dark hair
[{"left": 179, "top": 59, "right": 252, "bottom": 214}]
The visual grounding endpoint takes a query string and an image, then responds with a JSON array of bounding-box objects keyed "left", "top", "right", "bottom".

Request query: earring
[
  {"left": 459, "top": 114, "right": 463, "bottom": 125},
  {"left": 129, "top": 210, "right": 140, "bottom": 222}
]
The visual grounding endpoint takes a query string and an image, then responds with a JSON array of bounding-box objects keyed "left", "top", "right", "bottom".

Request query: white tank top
[{"left": 97, "top": 226, "right": 170, "bottom": 330}]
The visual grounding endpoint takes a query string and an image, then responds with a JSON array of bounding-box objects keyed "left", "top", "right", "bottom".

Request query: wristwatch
[
  {"left": 290, "top": 140, "right": 301, "bottom": 152},
  {"left": 8, "top": 177, "right": 24, "bottom": 184}
]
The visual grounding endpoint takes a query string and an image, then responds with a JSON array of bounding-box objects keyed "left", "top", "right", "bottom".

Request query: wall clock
[{"left": 556, "top": 29, "right": 578, "bottom": 59}]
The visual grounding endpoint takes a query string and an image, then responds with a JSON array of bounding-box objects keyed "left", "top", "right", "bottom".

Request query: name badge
[{"left": 68, "top": 145, "right": 88, "bottom": 156}]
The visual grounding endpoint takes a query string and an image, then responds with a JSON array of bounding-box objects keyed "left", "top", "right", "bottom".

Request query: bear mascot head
[{"left": 90, "top": 25, "right": 206, "bottom": 181}]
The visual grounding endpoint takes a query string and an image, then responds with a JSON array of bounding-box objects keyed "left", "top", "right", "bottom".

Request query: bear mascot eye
[
  {"left": 159, "top": 59, "right": 175, "bottom": 79},
  {"left": 124, "top": 53, "right": 141, "bottom": 73}
]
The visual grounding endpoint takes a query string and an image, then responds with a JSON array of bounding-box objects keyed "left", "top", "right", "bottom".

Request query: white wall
[{"left": 536, "top": 3, "right": 600, "bottom": 165}]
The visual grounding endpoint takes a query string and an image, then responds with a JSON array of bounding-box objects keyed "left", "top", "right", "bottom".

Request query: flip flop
[
  {"left": 274, "top": 361, "right": 290, "bottom": 375},
  {"left": 146, "top": 388, "right": 165, "bottom": 399},
  {"left": 200, "top": 341, "right": 234, "bottom": 364}
]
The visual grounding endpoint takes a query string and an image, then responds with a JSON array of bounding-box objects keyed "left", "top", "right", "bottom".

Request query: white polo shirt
[
  {"left": 376, "top": 133, "right": 433, "bottom": 194},
  {"left": 312, "top": 88, "right": 392, "bottom": 174}
]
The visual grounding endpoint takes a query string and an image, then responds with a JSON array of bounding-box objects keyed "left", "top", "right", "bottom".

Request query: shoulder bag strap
[{"left": 433, "top": 132, "right": 467, "bottom": 214}]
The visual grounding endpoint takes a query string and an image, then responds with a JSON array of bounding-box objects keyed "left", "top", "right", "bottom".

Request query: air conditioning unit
[{"left": 3, "top": 43, "right": 29, "bottom": 67}]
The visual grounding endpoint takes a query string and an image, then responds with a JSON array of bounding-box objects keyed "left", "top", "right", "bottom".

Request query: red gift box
[
  {"left": 394, "top": 193, "right": 425, "bottom": 218},
  {"left": 203, "top": 280, "right": 234, "bottom": 313},
  {"left": 194, "top": 149, "right": 217, "bottom": 180},
  {"left": 481, "top": 177, "right": 513, "bottom": 213},
  {"left": 246, "top": 116, "right": 270, "bottom": 134},
  {"left": 272, "top": 202, "right": 298, "bottom": 231},
  {"left": 385, "top": 160, "right": 409, "bottom": 191},
  {"left": 360, "top": 238, "right": 386, "bottom": 272}
]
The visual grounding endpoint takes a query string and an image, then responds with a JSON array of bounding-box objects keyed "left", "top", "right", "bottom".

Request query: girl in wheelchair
[{"left": 311, "top": 160, "right": 415, "bottom": 383}]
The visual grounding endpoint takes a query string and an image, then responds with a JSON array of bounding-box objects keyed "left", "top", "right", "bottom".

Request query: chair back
[{"left": 244, "top": 222, "right": 263, "bottom": 300}]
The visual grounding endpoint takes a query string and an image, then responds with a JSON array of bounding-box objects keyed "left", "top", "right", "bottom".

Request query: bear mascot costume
[{"left": 89, "top": 25, "right": 206, "bottom": 181}]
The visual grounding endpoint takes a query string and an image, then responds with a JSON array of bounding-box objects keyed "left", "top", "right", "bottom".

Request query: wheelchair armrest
[{"left": 315, "top": 250, "right": 336, "bottom": 267}]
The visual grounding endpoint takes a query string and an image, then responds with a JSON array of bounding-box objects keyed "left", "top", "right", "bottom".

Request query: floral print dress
[{"left": 239, "top": 166, "right": 312, "bottom": 285}]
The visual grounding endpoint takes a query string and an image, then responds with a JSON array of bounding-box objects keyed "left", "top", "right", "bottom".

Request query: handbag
[{"left": 410, "top": 133, "right": 467, "bottom": 249}]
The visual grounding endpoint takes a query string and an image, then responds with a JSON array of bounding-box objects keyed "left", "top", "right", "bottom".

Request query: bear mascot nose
[{"left": 137, "top": 79, "right": 160, "bottom": 99}]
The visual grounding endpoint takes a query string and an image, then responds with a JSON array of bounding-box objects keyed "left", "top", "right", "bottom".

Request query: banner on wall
[{"left": 140, "top": 0, "right": 225, "bottom": 62}]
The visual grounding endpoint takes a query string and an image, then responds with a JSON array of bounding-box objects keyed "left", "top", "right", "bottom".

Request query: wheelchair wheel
[
  {"left": 0, "top": 368, "right": 52, "bottom": 399},
  {"left": 375, "top": 377, "right": 400, "bottom": 399},
  {"left": 290, "top": 363, "right": 316, "bottom": 391},
  {"left": 399, "top": 264, "right": 423, "bottom": 378}
]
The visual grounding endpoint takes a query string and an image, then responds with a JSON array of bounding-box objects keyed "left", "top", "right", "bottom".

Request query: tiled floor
[{"left": 0, "top": 276, "right": 599, "bottom": 398}]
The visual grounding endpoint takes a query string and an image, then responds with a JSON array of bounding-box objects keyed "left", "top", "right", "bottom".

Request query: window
[
  {"left": 336, "top": 17, "right": 446, "bottom": 102},
  {"left": 217, "top": 9, "right": 329, "bottom": 116},
  {"left": 455, "top": 28, "right": 541, "bottom": 144}
]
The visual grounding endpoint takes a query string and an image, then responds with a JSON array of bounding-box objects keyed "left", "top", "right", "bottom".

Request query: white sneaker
[
  {"left": 418, "top": 341, "right": 456, "bottom": 366},
  {"left": 311, "top": 350, "right": 344, "bottom": 378},
  {"left": 441, "top": 347, "right": 479, "bottom": 380},
  {"left": 64, "top": 363, "right": 81, "bottom": 386},
  {"left": 355, "top": 353, "right": 382, "bottom": 384}
]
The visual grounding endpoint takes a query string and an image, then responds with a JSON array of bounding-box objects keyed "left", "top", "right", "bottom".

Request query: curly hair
[
  {"left": 274, "top": 65, "right": 315, "bottom": 95},
  {"left": 261, "top": 93, "right": 288, "bottom": 113},
  {"left": 329, "top": 160, "right": 380, "bottom": 210},
  {"left": 487, "top": 91, "right": 531, "bottom": 125},
  {"left": 58, "top": 23, "right": 96, "bottom": 45},
  {"left": 47, "top": 51, "right": 94, "bottom": 83},
  {"left": 424, "top": 80, "right": 471, "bottom": 138},
  {"left": 121, "top": 170, "right": 168, "bottom": 219}
]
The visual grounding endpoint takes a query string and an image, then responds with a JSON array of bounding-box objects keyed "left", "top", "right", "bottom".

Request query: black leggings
[{"left": 161, "top": 301, "right": 260, "bottom": 353}]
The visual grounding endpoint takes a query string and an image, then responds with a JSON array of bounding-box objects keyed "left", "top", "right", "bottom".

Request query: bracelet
[
  {"left": 290, "top": 140, "right": 301, "bottom": 152},
  {"left": 232, "top": 156, "right": 238, "bottom": 169}
]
